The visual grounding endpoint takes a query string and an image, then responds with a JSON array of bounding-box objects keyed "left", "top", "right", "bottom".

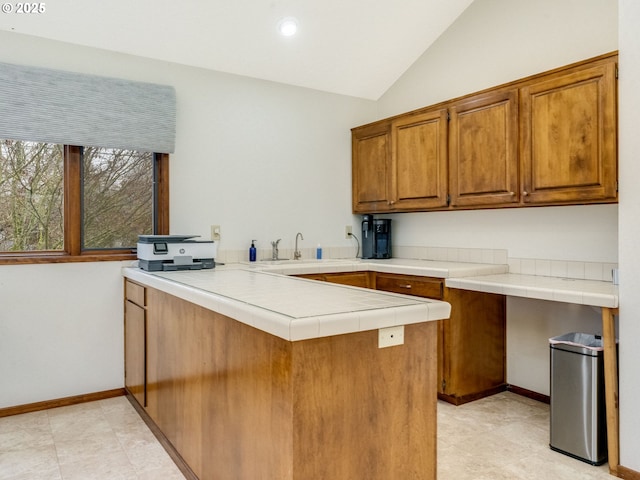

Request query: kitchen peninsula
[
  {"left": 123, "top": 265, "right": 451, "bottom": 480},
  {"left": 123, "top": 258, "right": 621, "bottom": 478}
]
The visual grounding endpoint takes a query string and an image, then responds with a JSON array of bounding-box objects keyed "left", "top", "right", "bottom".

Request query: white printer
[{"left": 137, "top": 235, "right": 217, "bottom": 271}]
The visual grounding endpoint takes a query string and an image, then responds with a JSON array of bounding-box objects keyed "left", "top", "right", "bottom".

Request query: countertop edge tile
[
  {"left": 552, "top": 290, "right": 584, "bottom": 304},
  {"left": 251, "top": 308, "right": 292, "bottom": 341},
  {"left": 525, "top": 286, "right": 555, "bottom": 302},
  {"left": 445, "top": 273, "right": 618, "bottom": 308},
  {"left": 317, "top": 312, "right": 361, "bottom": 338},
  {"left": 359, "top": 308, "right": 395, "bottom": 331},
  {"left": 123, "top": 267, "right": 451, "bottom": 341},
  {"left": 289, "top": 317, "right": 321, "bottom": 341}
]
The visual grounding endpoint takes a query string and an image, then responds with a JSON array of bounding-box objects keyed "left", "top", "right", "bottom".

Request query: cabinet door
[
  {"left": 440, "top": 288, "right": 506, "bottom": 404},
  {"left": 449, "top": 89, "right": 519, "bottom": 207},
  {"left": 390, "top": 109, "right": 449, "bottom": 210},
  {"left": 352, "top": 121, "right": 392, "bottom": 213},
  {"left": 520, "top": 60, "right": 617, "bottom": 204},
  {"left": 125, "top": 299, "right": 146, "bottom": 407}
]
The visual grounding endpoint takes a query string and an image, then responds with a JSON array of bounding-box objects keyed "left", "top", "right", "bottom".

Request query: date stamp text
[{"left": 2, "top": 3, "right": 46, "bottom": 14}]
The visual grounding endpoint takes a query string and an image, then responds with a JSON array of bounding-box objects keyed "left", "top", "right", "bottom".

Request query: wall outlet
[
  {"left": 211, "top": 225, "right": 221, "bottom": 241},
  {"left": 378, "top": 325, "right": 404, "bottom": 348},
  {"left": 345, "top": 225, "right": 353, "bottom": 239}
]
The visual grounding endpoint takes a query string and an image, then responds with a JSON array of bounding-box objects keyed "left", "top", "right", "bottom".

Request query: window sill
[{"left": 0, "top": 252, "right": 137, "bottom": 265}]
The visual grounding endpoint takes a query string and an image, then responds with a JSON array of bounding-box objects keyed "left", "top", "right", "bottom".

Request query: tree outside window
[
  {"left": 0, "top": 140, "right": 64, "bottom": 251},
  {"left": 82, "top": 147, "right": 153, "bottom": 250}
]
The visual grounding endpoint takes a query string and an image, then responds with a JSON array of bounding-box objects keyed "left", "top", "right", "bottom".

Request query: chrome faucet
[
  {"left": 271, "top": 239, "right": 281, "bottom": 260},
  {"left": 294, "top": 232, "right": 304, "bottom": 260}
]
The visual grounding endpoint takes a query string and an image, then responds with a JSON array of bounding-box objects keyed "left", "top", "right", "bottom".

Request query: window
[
  {"left": 0, "top": 62, "right": 175, "bottom": 264},
  {"left": 0, "top": 139, "right": 169, "bottom": 263}
]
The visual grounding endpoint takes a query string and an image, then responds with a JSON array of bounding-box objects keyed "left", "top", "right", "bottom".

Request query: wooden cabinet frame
[{"left": 352, "top": 52, "right": 618, "bottom": 214}]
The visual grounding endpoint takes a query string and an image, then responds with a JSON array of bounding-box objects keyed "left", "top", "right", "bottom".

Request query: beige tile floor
[
  {"left": 0, "top": 391, "right": 615, "bottom": 479},
  {"left": 438, "top": 391, "right": 614, "bottom": 480},
  {"left": 0, "top": 396, "right": 185, "bottom": 480}
]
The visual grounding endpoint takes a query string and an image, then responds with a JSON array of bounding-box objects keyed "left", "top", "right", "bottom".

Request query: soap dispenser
[{"left": 249, "top": 240, "right": 257, "bottom": 262}]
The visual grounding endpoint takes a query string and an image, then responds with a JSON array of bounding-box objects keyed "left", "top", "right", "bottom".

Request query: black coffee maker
[{"left": 361, "top": 214, "right": 392, "bottom": 259}]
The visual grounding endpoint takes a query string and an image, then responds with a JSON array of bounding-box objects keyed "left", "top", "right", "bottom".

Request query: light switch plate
[{"left": 379, "top": 325, "right": 404, "bottom": 348}]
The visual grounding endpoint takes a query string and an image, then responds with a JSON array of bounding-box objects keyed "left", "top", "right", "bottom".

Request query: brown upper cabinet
[
  {"left": 352, "top": 109, "right": 448, "bottom": 213},
  {"left": 391, "top": 109, "right": 449, "bottom": 210},
  {"left": 449, "top": 89, "right": 519, "bottom": 207},
  {"left": 520, "top": 59, "right": 618, "bottom": 204},
  {"left": 352, "top": 120, "right": 392, "bottom": 212},
  {"left": 352, "top": 52, "right": 618, "bottom": 214}
]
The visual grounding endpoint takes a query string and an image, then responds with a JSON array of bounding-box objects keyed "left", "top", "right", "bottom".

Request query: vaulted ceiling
[{"left": 0, "top": 0, "right": 475, "bottom": 99}]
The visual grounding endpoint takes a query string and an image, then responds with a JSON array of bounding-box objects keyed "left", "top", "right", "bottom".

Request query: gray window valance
[{"left": 0, "top": 62, "right": 176, "bottom": 153}]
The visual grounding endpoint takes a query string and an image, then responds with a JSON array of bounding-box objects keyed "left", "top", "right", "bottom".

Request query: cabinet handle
[
  {"left": 509, "top": 191, "right": 515, "bottom": 196},
  {"left": 399, "top": 284, "right": 412, "bottom": 289},
  {"left": 389, "top": 200, "right": 395, "bottom": 205},
  {"left": 523, "top": 191, "right": 529, "bottom": 196}
]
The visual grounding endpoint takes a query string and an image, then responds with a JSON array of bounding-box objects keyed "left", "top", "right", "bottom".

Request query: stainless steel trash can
[{"left": 549, "top": 332, "right": 607, "bottom": 465}]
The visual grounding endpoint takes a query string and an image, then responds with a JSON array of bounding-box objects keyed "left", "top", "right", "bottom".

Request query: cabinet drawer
[
  {"left": 375, "top": 274, "right": 443, "bottom": 299},
  {"left": 297, "top": 272, "right": 373, "bottom": 289},
  {"left": 125, "top": 280, "right": 146, "bottom": 307},
  {"left": 324, "top": 272, "right": 372, "bottom": 289}
]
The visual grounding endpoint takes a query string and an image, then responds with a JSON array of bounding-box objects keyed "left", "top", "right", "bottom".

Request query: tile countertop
[
  {"left": 446, "top": 273, "right": 619, "bottom": 308},
  {"left": 241, "top": 258, "right": 618, "bottom": 308},
  {"left": 241, "top": 257, "right": 509, "bottom": 277},
  {"left": 123, "top": 266, "right": 452, "bottom": 342},
  {"left": 123, "top": 257, "right": 619, "bottom": 341}
]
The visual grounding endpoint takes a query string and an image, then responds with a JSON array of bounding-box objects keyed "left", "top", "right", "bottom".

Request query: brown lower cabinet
[
  {"left": 299, "top": 271, "right": 507, "bottom": 405},
  {"left": 124, "top": 280, "right": 438, "bottom": 480},
  {"left": 124, "top": 280, "right": 146, "bottom": 408},
  {"left": 438, "top": 288, "right": 506, "bottom": 405}
]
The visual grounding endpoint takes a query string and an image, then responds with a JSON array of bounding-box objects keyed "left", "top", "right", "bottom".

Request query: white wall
[
  {"left": 618, "top": 0, "right": 640, "bottom": 472},
  {"left": 167, "top": 66, "right": 375, "bottom": 258},
  {"left": 505, "top": 298, "right": 604, "bottom": 395},
  {"left": 387, "top": 205, "right": 618, "bottom": 262},
  {"left": 0, "top": 31, "right": 375, "bottom": 407},
  {"left": 0, "top": 262, "right": 129, "bottom": 407},
  {"left": 377, "top": 0, "right": 618, "bottom": 117}
]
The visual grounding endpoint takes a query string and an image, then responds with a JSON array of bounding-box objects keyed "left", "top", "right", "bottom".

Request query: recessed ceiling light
[{"left": 278, "top": 17, "right": 298, "bottom": 37}]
